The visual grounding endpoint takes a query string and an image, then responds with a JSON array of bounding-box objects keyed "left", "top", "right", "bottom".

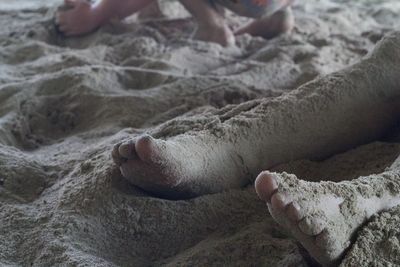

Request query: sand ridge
[{"left": 0, "top": 0, "right": 400, "bottom": 266}]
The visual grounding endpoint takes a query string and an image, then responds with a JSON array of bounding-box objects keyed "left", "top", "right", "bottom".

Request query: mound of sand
[{"left": 0, "top": 0, "right": 400, "bottom": 266}]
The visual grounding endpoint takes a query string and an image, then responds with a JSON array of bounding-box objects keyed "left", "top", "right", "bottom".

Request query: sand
[{"left": 0, "top": 0, "right": 400, "bottom": 266}]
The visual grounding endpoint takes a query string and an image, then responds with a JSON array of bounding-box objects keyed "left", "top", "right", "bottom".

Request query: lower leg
[
  {"left": 56, "top": 0, "right": 156, "bottom": 36},
  {"left": 112, "top": 32, "right": 400, "bottom": 199}
]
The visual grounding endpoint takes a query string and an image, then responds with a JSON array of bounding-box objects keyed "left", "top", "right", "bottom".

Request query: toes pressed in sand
[
  {"left": 254, "top": 171, "right": 349, "bottom": 266},
  {"left": 255, "top": 171, "right": 278, "bottom": 202},
  {"left": 113, "top": 135, "right": 160, "bottom": 164},
  {"left": 256, "top": 172, "right": 305, "bottom": 224},
  {"left": 113, "top": 135, "right": 159, "bottom": 162},
  {"left": 118, "top": 141, "right": 138, "bottom": 160},
  {"left": 253, "top": 169, "right": 400, "bottom": 266},
  {"left": 112, "top": 129, "right": 262, "bottom": 199},
  {"left": 111, "top": 134, "right": 184, "bottom": 198}
]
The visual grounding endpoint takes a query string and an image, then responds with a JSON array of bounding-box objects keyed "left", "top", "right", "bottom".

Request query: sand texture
[{"left": 1, "top": 0, "right": 400, "bottom": 266}]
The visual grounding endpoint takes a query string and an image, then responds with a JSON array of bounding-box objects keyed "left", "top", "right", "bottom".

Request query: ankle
[
  {"left": 198, "top": 19, "right": 229, "bottom": 36},
  {"left": 198, "top": 12, "right": 226, "bottom": 28}
]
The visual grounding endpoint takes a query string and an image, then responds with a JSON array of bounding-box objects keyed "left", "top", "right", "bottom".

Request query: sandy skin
[
  {"left": 113, "top": 32, "right": 400, "bottom": 198},
  {"left": 112, "top": 32, "right": 400, "bottom": 264},
  {"left": 255, "top": 170, "right": 400, "bottom": 266},
  {"left": 55, "top": 0, "right": 294, "bottom": 46}
]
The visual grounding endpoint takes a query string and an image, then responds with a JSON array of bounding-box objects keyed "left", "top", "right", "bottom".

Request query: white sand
[{"left": 0, "top": 0, "right": 400, "bottom": 266}]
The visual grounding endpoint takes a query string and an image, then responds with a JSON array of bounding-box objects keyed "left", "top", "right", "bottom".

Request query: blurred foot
[
  {"left": 55, "top": 0, "right": 107, "bottom": 36},
  {"left": 235, "top": 7, "right": 294, "bottom": 39}
]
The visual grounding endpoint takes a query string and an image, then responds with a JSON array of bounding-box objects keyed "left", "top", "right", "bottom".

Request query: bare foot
[
  {"left": 255, "top": 171, "right": 400, "bottom": 266},
  {"left": 194, "top": 21, "right": 235, "bottom": 47},
  {"left": 179, "top": 0, "right": 235, "bottom": 46},
  {"left": 55, "top": 0, "right": 106, "bottom": 36},
  {"left": 111, "top": 33, "right": 400, "bottom": 199},
  {"left": 112, "top": 134, "right": 250, "bottom": 199},
  {"left": 235, "top": 7, "right": 295, "bottom": 39}
]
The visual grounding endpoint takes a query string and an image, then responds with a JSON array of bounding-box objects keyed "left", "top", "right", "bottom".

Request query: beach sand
[{"left": 1, "top": 0, "right": 400, "bottom": 266}]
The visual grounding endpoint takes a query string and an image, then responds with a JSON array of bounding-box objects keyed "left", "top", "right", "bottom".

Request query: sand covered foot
[
  {"left": 112, "top": 32, "right": 400, "bottom": 199},
  {"left": 255, "top": 171, "right": 400, "bottom": 266},
  {"left": 112, "top": 134, "right": 250, "bottom": 199}
]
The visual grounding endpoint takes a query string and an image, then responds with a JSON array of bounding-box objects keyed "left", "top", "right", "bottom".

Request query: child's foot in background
[
  {"left": 195, "top": 20, "right": 235, "bottom": 47},
  {"left": 55, "top": 0, "right": 107, "bottom": 36},
  {"left": 235, "top": 7, "right": 295, "bottom": 39}
]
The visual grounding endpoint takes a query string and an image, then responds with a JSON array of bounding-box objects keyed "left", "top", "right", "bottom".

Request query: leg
[
  {"left": 112, "top": 32, "right": 400, "bottom": 199},
  {"left": 179, "top": 0, "right": 235, "bottom": 47},
  {"left": 56, "top": 0, "right": 156, "bottom": 36},
  {"left": 255, "top": 170, "right": 400, "bottom": 266},
  {"left": 137, "top": 1, "right": 164, "bottom": 20}
]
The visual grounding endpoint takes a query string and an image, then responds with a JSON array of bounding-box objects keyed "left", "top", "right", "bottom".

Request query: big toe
[
  {"left": 135, "top": 135, "right": 161, "bottom": 162},
  {"left": 255, "top": 171, "right": 278, "bottom": 202}
]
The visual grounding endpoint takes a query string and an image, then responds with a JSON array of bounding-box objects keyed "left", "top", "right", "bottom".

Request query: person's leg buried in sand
[
  {"left": 55, "top": 0, "right": 294, "bottom": 46},
  {"left": 112, "top": 32, "right": 400, "bottom": 265}
]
